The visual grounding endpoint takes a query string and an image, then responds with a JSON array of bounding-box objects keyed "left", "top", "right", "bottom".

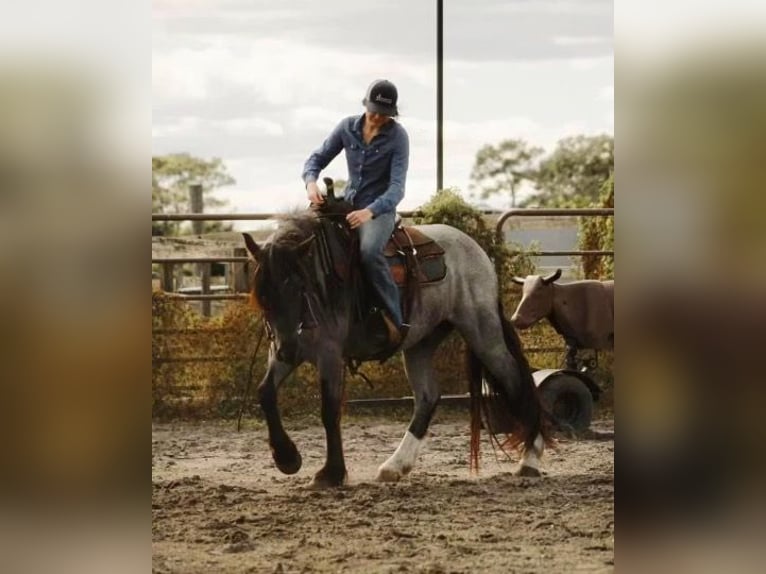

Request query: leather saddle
[
  {"left": 312, "top": 179, "right": 447, "bottom": 361},
  {"left": 384, "top": 226, "right": 447, "bottom": 288}
]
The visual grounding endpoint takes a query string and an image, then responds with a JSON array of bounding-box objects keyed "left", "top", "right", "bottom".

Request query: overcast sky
[{"left": 152, "top": 0, "right": 613, "bottom": 219}]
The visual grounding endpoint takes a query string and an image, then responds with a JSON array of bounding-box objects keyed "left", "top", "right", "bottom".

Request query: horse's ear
[
  {"left": 511, "top": 276, "right": 526, "bottom": 285},
  {"left": 242, "top": 233, "right": 261, "bottom": 260},
  {"left": 542, "top": 269, "right": 562, "bottom": 284}
]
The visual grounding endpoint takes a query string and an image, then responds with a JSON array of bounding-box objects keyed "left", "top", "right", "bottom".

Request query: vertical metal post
[
  {"left": 162, "top": 263, "right": 174, "bottom": 292},
  {"left": 201, "top": 263, "right": 211, "bottom": 317},
  {"left": 436, "top": 0, "right": 444, "bottom": 192},
  {"left": 233, "top": 247, "right": 250, "bottom": 293},
  {"left": 190, "top": 183, "right": 206, "bottom": 313},
  {"left": 189, "top": 184, "right": 203, "bottom": 236}
]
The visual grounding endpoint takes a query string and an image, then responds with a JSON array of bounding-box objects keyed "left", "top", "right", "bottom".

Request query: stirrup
[{"left": 381, "top": 314, "right": 408, "bottom": 348}]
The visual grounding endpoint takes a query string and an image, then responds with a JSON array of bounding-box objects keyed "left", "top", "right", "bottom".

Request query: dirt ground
[{"left": 152, "top": 413, "right": 613, "bottom": 573}]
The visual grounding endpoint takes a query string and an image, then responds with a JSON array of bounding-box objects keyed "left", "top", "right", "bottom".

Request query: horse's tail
[
  {"left": 467, "top": 349, "right": 484, "bottom": 473},
  {"left": 468, "top": 302, "right": 553, "bottom": 470},
  {"left": 497, "top": 302, "right": 553, "bottom": 451}
]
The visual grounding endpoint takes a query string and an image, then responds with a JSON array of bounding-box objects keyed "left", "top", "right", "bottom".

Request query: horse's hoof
[
  {"left": 309, "top": 468, "right": 347, "bottom": 489},
  {"left": 273, "top": 448, "right": 302, "bottom": 475},
  {"left": 515, "top": 465, "right": 542, "bottom": 478},
  {"left": 376, "top": 465, "right": 408, "bottom": 483}
]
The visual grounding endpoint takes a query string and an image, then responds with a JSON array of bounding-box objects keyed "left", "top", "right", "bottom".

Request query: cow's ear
[
  {"left": 242, "top": 233, "right": 261, "bottom": 260},
  {"left": 542, "top": 269, "right": 562, "bottom": 284},
  {"left": 511, "top": 276, "right": 525, "bottom": 285}
]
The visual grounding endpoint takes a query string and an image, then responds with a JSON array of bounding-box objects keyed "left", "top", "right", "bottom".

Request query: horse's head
[
  {"left": 242, "top": 192, "right": 358, "bottom": 362},
  {"left": 243, "top": 228, "right": 315, "bottom": 362}
]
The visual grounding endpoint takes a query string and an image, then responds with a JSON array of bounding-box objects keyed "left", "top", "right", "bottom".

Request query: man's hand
[
  {"left": 346, "top": 209, "right": 373, "bottom": 229},
  {"left": 307, "top": 181, "right": 324, "bottom": 205}
]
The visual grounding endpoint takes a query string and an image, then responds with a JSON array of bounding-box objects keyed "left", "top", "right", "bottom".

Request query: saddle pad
[{"left": 384, "top": 226, "right": 447, "bottom": 286}]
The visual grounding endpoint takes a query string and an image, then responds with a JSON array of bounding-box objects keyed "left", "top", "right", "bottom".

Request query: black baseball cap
[{"left": 362, "top": 79, "right": 398, "bottom": 117}]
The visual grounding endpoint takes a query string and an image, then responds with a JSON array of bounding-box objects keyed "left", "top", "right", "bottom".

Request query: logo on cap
[{"left": 363, "top": 79, "right": 398, "bottom": 116}]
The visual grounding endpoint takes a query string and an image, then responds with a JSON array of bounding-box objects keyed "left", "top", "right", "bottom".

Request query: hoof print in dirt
[{"left": 221, "top": 541, "right": 255, "bottom": 554}]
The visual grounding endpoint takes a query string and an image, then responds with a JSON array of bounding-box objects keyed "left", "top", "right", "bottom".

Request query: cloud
[
  {"left": 487, "top": 0, "right": 612, "bottom": 16},
  {"left": 152, "top": 115, "right": 283, "bottom": 138},
  {"left": 152, "top": 1, "right": 303, "bottom": 21},
  {"left": 153, "top": 34, "right": 431, "bottom": 112},
  {"left": 152, "top": 116, "right": 200, "bottom": 138},
  {"left": 599, "top": 85, "right": 614, "bottom": 101},
  {"left": 443, "top": 0, "right": 612, "bottom": 62},
  {"left": 153, "top": 2, "right": 613, "bottom": 215},
  {"left": 152, "top": 48, "right": 213, "bottom": 100},
  {"left": 289, "top": 106, "right": 351, "bottom": 133},
  {"left": 569, "top": 56, "right": 612, "bottom": 71},
  {"left": 218, "top": 117, "right": 283, "bottom": 136},
  {"left": 553, "top": 35, "right": 612, "bottom": 46}
]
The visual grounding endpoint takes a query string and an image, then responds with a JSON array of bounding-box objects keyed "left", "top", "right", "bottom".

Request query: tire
[{"left": 539, "top": 374, "right": 593, "bottom": 433}]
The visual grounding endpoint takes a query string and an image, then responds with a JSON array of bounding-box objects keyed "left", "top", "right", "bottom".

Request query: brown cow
[{"left": 511, "top": 269, "right": 614, "bottom": 368}]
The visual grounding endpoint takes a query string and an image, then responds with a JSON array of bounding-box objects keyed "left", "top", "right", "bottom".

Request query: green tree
[
  {"left": 524, "top": 134, "right": 613, "bottom": 207},
  {"left": 152, "top": 153, "right": 236, "bottom": 235},
  {"left": 578, "top": 174, "right": 614, "bottom": 279},
  {"left": 469, "top": 139, "right": 543, "bottom": 207}
]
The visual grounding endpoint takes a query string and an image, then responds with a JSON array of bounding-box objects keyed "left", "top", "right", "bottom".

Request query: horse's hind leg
[
  {"left": 377, "top": 325, "right": 451, "bottom": 482},
  {"left": 258, "top": 354, "right": 301, "bottom": 475},
  {"left": 455, "top": 311, "right": 545, "bottom": 476}
]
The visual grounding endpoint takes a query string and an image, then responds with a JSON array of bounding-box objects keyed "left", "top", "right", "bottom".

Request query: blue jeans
[{"left": 358, "top": 211, "right": 403, "bottom": 327}]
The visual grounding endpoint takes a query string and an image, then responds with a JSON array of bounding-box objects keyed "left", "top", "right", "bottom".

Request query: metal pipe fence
[
  {"left": 495, "top": 207, "right": 614, "bottom": 258},
  {"left": 152, "top": 207, "right": 614, "bottom": 369}
]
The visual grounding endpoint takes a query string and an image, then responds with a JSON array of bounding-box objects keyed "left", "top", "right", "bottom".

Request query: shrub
[{"left": 578, "top": 174, "right": 614, "bottom": 279}]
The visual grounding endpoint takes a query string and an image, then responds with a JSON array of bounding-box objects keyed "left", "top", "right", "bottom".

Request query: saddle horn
[{"left": 323, "top": 177, "right": 336, "bottom": 201}]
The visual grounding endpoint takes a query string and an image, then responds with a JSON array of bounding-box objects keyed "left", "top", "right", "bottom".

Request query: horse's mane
[
  {"left": 269, "top": 200, "right": 353, "bottom": 249},
  {"left": 254, "top": 202, "right": 356, "bottom": 318},
  {"left": 268, "top": 211, "right": 319, "bottom": 249},
  {"left": 249, "top": 212, "right": 318, "bottom": 315}
]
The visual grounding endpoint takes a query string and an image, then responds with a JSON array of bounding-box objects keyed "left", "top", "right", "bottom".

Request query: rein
[
  {"left": 242, "top": 197, "right": 378, "bottom": 411},
  {"left": 236, "top": 317, "right": 269, "bottom": 432}
]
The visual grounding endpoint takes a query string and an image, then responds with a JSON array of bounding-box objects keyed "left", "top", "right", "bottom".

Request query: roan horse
[{"left": 243, "top": 188, "right": 549, "bottom": 488}]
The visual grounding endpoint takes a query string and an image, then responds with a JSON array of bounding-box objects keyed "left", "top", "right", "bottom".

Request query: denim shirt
[{"left": 302, "top": 114, "right": 409, "bottom": 217}]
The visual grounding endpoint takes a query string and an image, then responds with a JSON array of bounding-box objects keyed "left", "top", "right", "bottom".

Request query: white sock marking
[
  {"left": 379, "top": 431, "right": 423, "bottom": 476},
  {"left": 521, "top": 434, "right": 544, "bottom": 470}
]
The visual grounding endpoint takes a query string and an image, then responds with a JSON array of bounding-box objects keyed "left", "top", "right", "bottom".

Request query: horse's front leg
[
  {"left": 377, "top": 327, "right": 450, "bottom": 482},
  {"left": 311, "top": 351, "right": 347, "bottom": 488},
  {"left": 258, "top": 353, "right": 301, "bottom": 475}
]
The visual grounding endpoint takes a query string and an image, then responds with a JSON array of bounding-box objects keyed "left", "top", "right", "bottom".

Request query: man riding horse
[{"left": 302, "top": 79, "right": 410, "bottom": 349}]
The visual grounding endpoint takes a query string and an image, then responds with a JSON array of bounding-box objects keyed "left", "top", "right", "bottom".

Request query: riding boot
[
  {"left": 381, "top": 313, "right": 410, "bottom": 350},
  {"left": 381, "top": 312, "right": 402, "bottom": 347}
]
